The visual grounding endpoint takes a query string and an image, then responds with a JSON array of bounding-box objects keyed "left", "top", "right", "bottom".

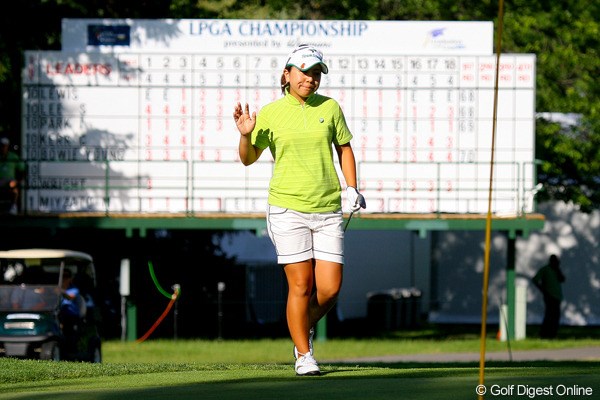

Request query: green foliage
[
  {"left": 502, "top": 1, "right": 600, "bottom": 211},
  {"left": 536, "top": 118, "right": 600, "bottom": 212},
  {"left": 0, "top": 0, "right": 598, "bottom": 210}
]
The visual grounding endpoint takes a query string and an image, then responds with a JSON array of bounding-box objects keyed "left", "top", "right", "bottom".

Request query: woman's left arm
[{"left": 335, "top": 143, "right": 357, "bottom": 189}]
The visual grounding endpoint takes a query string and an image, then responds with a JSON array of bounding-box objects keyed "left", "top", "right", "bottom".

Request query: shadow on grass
[
  {"left": 327, "top": 360, "right": 600, "bottom": 369},
  {"left": 340, "top": 323, "right": 600, "bottom": 341},
  {"left": 4, "top": 361, "right": 600, "bottom": 400}
]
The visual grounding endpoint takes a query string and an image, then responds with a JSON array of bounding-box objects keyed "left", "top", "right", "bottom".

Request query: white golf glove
[{"left": 346, "top": 186, "right": 366, "bottom": 213}]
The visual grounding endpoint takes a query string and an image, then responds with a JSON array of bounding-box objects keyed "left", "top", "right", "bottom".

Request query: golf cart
[{"left": 0, "top": 249, "right": 102, "bottom": 362}]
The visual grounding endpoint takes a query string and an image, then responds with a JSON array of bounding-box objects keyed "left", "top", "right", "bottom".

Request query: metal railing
[{"left": 19, "top": 157, "right": 539, "bottom": 215}]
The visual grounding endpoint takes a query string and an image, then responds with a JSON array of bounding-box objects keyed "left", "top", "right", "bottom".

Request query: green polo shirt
[
  {"left": 0, "top": 152, "right": 25, "bottom": 180},
  {"left": 533, "top": 265, "right": 564, "bottom": 301},
  {"left": 251, "top": 91, "right": 353, "bottom": 213}
]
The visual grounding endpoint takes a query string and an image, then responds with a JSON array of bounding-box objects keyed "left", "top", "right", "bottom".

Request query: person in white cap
[
  {"left": 0, "top": 136, "right": 25, "bottom": 215},
  {"left": 233, "top": 44, "right": 365, "bottom": 376}
]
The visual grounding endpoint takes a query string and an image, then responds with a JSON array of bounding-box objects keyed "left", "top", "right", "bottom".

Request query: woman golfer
[{"left": 233, "top": 44, "right": 365, "bottom": 376}]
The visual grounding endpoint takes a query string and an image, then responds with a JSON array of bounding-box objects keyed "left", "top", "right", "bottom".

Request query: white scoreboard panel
[{"left": 22, "top": 50, "right": 535, "bottom": 214}]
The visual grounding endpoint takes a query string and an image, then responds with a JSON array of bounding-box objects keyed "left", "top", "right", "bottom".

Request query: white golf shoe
[{"left": 295, "top": 352, "right": 320, "bottom": 376}]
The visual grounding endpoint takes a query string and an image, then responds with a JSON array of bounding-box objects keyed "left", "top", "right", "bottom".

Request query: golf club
[{"left": 344, "top": 210, "right": 355, "bottom": 232}]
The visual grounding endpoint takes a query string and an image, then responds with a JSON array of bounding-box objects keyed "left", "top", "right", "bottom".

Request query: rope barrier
[
  {"left": 136, "top": 261, "right": 181, "bottom": 343},
  {"left": 148, "top": 260, "right": 174, "bottom": 299}
]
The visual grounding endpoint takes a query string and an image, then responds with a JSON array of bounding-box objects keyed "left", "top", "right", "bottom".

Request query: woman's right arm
[{"left": 234, "top": 102, "right": 263, "bottom": 165}]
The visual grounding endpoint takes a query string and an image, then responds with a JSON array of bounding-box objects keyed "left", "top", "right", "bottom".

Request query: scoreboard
[{"left": 21, "top": 19, "right": 536, "bottom": 214}]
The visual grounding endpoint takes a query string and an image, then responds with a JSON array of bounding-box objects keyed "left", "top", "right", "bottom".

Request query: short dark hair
[{"left": 281, "top": 66, "right": 291, "bottom": 95}]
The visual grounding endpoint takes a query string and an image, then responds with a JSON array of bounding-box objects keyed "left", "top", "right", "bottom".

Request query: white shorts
[{"left": 266, "top": 204, "right": 344, "bottom": 265}]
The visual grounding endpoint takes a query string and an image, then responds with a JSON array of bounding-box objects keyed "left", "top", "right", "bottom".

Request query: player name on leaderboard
[{"left": 22, "top": 20, "right": 535, "bottom": 214}]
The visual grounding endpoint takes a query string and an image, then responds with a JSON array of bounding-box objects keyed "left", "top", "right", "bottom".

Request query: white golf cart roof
[{"left": 0, "top": 249, "right": 93, "bottom": 262}]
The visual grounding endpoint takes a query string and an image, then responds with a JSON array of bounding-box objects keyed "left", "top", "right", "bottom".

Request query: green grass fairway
[
  {"left": 1, "top": 359, "right": 598, "bottom": 400},
  {"left": 2, "top": 333, "right": 599, "bottom": 399}
]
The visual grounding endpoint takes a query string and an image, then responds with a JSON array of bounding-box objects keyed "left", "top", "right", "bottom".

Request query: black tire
[{"left": 40, "top": 341, "right": 61, "bottom": 361}]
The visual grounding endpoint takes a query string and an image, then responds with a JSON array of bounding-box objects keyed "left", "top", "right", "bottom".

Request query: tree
[{"left": 501, "top": 1, "right": 600, "bottom": 212}]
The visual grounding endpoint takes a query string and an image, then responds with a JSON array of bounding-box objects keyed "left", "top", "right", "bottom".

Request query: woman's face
[{"left": 284, "top": 65, "right": 323, "bottom": 103}]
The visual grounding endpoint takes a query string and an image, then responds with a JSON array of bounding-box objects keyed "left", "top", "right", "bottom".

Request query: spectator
[
  {"left": 0, "top": 136, "right": 25, "bottom": 215},
  {"left": 9, "top": 266, "right": 47, "bottom": 310},
  {"left": 9, "top": 286, "right": 46, "bottom": 310},
  {"left": 532, "top": 254, "right": 566, "bottom": 339},
  {"left": 60, "top": 269, "right": 85, "bottom": 320}
]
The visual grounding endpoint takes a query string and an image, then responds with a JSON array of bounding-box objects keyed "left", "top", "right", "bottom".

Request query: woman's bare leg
[
  {"left": 309, "top": 260, "right": 343, "bottom": 328},
  {"left": 284, "top": 260, "right": 313, "bottom": 355}
]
